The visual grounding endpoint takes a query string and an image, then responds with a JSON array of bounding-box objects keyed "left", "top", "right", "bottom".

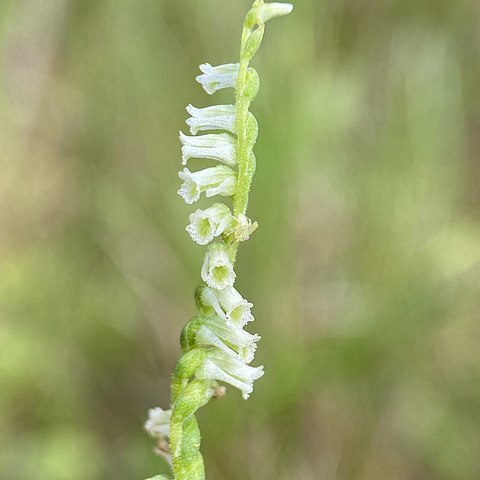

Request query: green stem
[
  {"left": 231, "top": 8, "right": 264, "bottom": 264},
  {"left": 170, "top": 379, "right": 214, "bottom": 480},
  {"left": 233, "top": 53, "right": 253, "bottom": 217}
]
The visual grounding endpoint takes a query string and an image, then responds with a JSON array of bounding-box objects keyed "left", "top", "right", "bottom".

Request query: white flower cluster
[{"left": 176, "top": 62, "right": 264, "bottom": 399}]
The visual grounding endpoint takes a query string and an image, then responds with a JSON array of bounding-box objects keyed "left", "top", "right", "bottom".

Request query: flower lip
[
  {"left": 178, "top": 169, "right": 201, "bottom": 204},
  {"left": 187, "top": 214, "right": 215, "bottom": 245},
  {"left": 186, "top": 203, "right": 235, "bottom": 245},
  {"left": 201, "top": 242, "right": 236, "bottom": 290}
]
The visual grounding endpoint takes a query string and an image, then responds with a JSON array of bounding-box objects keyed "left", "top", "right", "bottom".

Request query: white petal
[
  {"left": 199, "top": 286, "right": 254, "bottom": 328},
  {"left": 186, "top": 104, "right": 237, "bottom": 135},
  {"left": 196, "top": 63, "right": 239, "bottom": 95},
  {"left": 202, "top": 315, "right": 260, "bottom": 364},
  {"left": 196, "top": 352, "right": 264, "bottom": 400},
  {"left": 205, "top": 176, "right": 236, "bottom": 198},
  {"left": 197, "top": 285, "right": 226, "bottom": 320},
  {"left": 144, "top": 407, "right": 172, "bottom": 439},
  {"left": 180, "top": 131, "right": 237, "bottom": 166},
  {"left": 178, "top": 166, "right": 236, "bottom": 204},
  {"left": 197, "top": 359, "right": 254, "bottom": 399}
]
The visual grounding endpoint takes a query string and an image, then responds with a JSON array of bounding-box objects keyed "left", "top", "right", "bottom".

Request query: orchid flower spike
[{"left": 146, "top": 2, "right": 292, "bottom": 478}]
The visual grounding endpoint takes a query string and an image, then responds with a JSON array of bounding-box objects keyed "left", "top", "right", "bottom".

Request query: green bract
[{"left": 145, "top": 2, "right": 292, "bottom": 479}]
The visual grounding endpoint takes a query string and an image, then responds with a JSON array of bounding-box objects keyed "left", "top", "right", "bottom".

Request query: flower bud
[{"left": 257, "top": 3, "right": 294, "bottom": 24}]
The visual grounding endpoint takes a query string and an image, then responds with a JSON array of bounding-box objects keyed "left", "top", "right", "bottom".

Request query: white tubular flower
[
  {"left": 198, "top": 285, "right": 254, "bottom": 328},
  {"left": 196, "top": 350, "right": 264, "bottom": 400},
  {"left": 196, "top": 63, "right": 239, "bottom": 95},
  {"left": 186, "top": 203, "right": 235, "bottom": 245},
  {"left": 144, "top": 407, "right": 172, "bottom": 439},
  {"left": 178, "top": 166, "right": 236, "bottom": 204},
  {"left": 195, "top": 315, "right": 260, "bottom": 364},
  {"left": 201, "top": 242, "right": 236, "bottom": 289},
  {"left": 186, "top": 104, "right": 237, "bottom": 135},
  {"left": 257, "top": 3, "right": 294, "bottom": 24},
  {"left": 180, "top": 132, "right": 237, "bottom": 166}
]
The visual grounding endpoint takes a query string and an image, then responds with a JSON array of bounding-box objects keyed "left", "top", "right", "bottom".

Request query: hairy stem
[{"left": 231, "top": 10, "right": 264, "bottom": 264}]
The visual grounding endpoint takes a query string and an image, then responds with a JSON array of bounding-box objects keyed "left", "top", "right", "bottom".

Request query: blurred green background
[{"left": 1, "top": 1, "right": 480, "bottom": 479}]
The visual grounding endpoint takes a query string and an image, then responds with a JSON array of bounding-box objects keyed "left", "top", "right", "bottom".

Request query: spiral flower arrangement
[{"left": 145, "top": 2, "right": 292, "bottom": 479}]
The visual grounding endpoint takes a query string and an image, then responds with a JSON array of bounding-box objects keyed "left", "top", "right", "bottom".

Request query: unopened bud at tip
[{"left": 257, "top": 3, "right": 293, "bottom": 24}]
